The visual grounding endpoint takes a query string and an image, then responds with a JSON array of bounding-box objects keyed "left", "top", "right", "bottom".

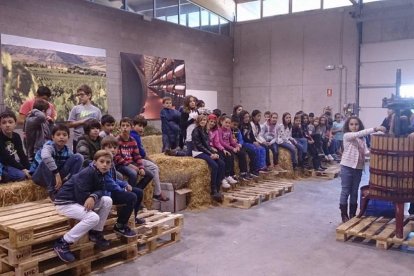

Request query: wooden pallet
[
  {"left": 336, "top": 216, "right": 414, "bottom": 250},
  {"left": 222, "top": 180, "right": 294, "bottom": 209},
  {"left": 310, "top": 166, "right": 340, "bottom": 180},
  {"left": 0, "top": 201, "right": 184, "bottom": 275},
  {"left": 136, "top": 211, "right": 183, "bottom": 254}
]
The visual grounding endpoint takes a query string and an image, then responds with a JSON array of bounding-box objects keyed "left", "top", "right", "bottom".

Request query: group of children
[
  {"left": 159, "top": 95, "right": 350, "bottom": 202},
  {"left": 0, "top": 85, "right": 170, "bottom": 263}
]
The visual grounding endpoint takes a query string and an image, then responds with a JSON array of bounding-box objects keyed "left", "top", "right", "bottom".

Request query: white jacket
[{"left": 340, "top": 128, "right": 374, "bottom": 169}]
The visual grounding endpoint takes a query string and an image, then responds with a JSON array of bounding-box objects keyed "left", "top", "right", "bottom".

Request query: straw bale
[
  {"left": 141, "top": 135, "right": 162, "bottom": 156},
  {"left": 0, "top": 180, "right": 48, "bottom": 207},
  {"left": 149, "top": 154, "right": 212, "bottom": 209},
  {"left": 278, "top": 148, "right": 295, "bottom": 178}
]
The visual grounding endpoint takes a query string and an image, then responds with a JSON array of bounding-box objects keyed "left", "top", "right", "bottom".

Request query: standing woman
[
  {"left": 339, "top": 117, "right": 385, "bottom": 222},
  {"left": 192, "top": 115, "right": 225, "bottom": 202},
  {"left": 179, "top": 95, "right": 199, "bottom": 156}
]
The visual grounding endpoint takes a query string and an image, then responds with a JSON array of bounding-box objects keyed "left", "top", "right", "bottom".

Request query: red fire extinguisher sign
[{"left": 327, "top": 89, "right": 333, "bottom": 97}]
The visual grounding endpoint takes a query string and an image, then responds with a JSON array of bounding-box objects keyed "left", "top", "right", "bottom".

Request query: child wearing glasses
[{"left": 67, "top": 85, "right": 102, "bottom": 152}]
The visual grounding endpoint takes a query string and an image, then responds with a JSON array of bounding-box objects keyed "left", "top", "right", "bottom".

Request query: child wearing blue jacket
[
  {"left": 160, "top": 97, "right": 181, "bottom": 152},
  {"left": 101, "top": 136, "right": 145, "bottom": 226}
]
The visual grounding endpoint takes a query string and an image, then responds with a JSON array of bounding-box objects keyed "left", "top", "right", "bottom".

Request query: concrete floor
[{"left": 100, "top": 172, "right": 414, "bottom": 276}]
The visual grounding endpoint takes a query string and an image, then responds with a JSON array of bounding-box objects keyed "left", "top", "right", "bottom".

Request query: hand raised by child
[
  {"left": 126, "top": 184, "right": 132, "bottom": 192},
  {"left": 55, "top": 174, "right": 63, "bottom": 190},
  {"left": 84, "top": 197, "right": 95, "bottom": 211},
  {"left": 375, "top": 126, "right": 386, "bottom": 132},
  {"left": 23, "top": 169, "right": 31, "bottom": 180},
  {"left": 138, "top": 168, "right": 146, "bottom": 176}
]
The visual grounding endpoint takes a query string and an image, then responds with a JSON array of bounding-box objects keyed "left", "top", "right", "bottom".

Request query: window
[
  {"left": 155, "top": 0, "right": 179, "bottom": 24},
  {"left": 400, "top": 85, "right": 414, "bottom": 98},
  {"left": 92, "top": 0, "right": 123, "bottom": 9},
  {"left": 263, "top": 0, "right": 289, "bottom": 17},
  {"left": 323, "top": 0, "right": 352, "bottom": 9},
  {"left": 201, "top": 10, "right": 209, "bottom": 26},
  {"left": 210, "top": 13, "right": 219, "bottom": 26},
  {"left": 126, "top": 0, "right": 153, "bottom": 17},
  {"left": 220, "top": 17, "right": 230, "bottom": 36},
  {"left": 180, "top": 1, "right": 200, "bottom": 28},
  {"left": 237, "top": 1, "right": 260, "bottom": 22},
  {"left": 292, "top": 0, "right": 320, "bottom": 13}
]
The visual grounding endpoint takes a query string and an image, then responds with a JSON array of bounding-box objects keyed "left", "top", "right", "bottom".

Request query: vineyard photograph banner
[
  {"left": 120, "top": 52, "right": 185, "bottom": 120},
  {"left": 1, "top": 34, "right": 107, "bottom": 121}
]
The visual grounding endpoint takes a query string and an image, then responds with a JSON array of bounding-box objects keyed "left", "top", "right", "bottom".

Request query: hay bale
[
  {"left": 278, "top": 148, "right": 295, "bottom": 178},
  {"left": 149, "top": 154, "right": 211, "bottom": 209},
  {"left": 141, "top": 135, "right": 163, "bottom": 156},
  {"left": 0, "top": 180, "right": 48, "bottom": 207}
]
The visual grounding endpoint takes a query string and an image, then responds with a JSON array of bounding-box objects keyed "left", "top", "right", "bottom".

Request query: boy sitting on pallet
[
  {"left": 101, "top": 135, "right": 146, "bottom": 227},
  {"left": 53, "top": 150, "right": 114, "bottom": 263},
  {"left": 31, "top": 124, "right": 84, "bottom": 200}
]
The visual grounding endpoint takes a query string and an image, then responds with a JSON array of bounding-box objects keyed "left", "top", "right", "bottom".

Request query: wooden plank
[
  {"left": 374, "top": 219, "right": 396, "bottom": 249},
  {"left": 336, "top": 217, "right": 362, "bottom": 233},
  {"left": 348, "top": 217, "right": 377, "bottom": 236},
  {"left": 361, "top": 217, "right": 390, "bottom": 239}
]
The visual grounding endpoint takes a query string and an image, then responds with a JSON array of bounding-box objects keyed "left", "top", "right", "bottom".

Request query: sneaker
[
  {"left": 226, "top": 176, "right": 238, "bottom": 184},
  {"left": 212, "top": 191, "right": 223, "bottom": 203},
  {"left": 221, "top": 179, "right": 231, "bottom": 188},
  {"left": 54, "top": 238, "right": 75, "bottom": 263},
  {"left": 89, "top": 230, "right": 110, "bottom": 249},
  {"left": 164, "top": 149, "right": 177, "bottom": 156},
  {"left": 153, "top": 193, "right": 169, "bottom": 201},
  {"left": 240, "top": 172, "right": 252, "bottom": 181},
  {"left": 114, "top": 224, "right": 137, "bottom": 238},
  {"left": 250, "top": 171, "right": 260, "bottom": 178},
  {"left": 327, "top": 154, "right": 334, "bottom": 161},
  {"left": 135, "top": 217, "right": 146, "bottom": 225},
  {"left": 316, "top": 167, "right": 326, "bottom": 172}
]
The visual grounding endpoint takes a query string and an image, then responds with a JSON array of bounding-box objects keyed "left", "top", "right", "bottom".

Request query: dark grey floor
[{"left": 100, "top": 172, "right": 414, "bottom": 276}]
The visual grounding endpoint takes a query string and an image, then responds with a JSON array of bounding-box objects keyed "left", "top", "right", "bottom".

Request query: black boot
[
  {"left": 349, "top": 204, "right": 358, "bottom": 219},
  {"left": 339, "top": 204, "right": 349, "bottom": 223}
]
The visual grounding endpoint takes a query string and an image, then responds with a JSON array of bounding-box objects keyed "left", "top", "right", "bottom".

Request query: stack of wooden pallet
[
  {"left": 336, "top": 216, "right": 414, "bottom": 250},
  {"left": 0, "top": 200, "right": 183, "bottom": 275},
  {"left": 222, "top": 180, "right": 294, "bottom": 209}
]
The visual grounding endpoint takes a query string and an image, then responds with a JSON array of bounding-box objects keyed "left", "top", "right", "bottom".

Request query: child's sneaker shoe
[
  {"left": 54, "top": 237, "right": 75, "bottom": 263},
  {"left": 89, "top": 230, "right": 110, "bottom": 249},
  {"left": 221, "top": 179, "right": 231, "bottom": 188},
  {"left": 114, "top": 224, "right": 137, "bottom": 238},
  {"left": 226, "top": 176, "right": 238, "bottom": 184},
  {"left": 135, "top": 217, "right": 146, "bottom": 225}
]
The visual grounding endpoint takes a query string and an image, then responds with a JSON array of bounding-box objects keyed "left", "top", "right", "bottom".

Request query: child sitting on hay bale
[
  {"left": 76, "top": 119, "right": 103, "bottom": 167},
  {"left": 101, "top": 136, "right": 145, "bottom": 226},
  {"left": 0, "top": 111, "right": 31, "bottom": 182},
  {"left": 53, "top": 150, "right": 115, "bottom": 263},
  {"left": 23, "top": 98, "right": 51, "bottom": 162},
  {"left": 99, "top": 114, "right": 116, "bottom": 138},
  {"left": 114, "top": 117, "right": 153, "bottom": 190},
  {"left": 192, "top": 114, "right": 225, "bottom": 202},
  {"left": 31, "top": 124, "right": 83, "bottom": 200},
  {"left": 131, "top": 115, "right": 169, "bottom": 201}
]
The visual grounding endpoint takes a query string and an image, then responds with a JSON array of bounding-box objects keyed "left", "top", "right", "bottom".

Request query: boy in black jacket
[
  {"left": 0, "top": 111, "right": 30, "bottom": 182},
  {"left": 53, "top": 150, "right": 113, "bottom": 263},
  {"left": 76, "top": 119, "right": 102, "bottom": 167}
]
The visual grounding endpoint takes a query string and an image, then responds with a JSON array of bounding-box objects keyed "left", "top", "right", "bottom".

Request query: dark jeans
[
  {"left": 175, "top": 141, "right": 193, "bottom": 156},
  {"left": 340, "top": 165, "right": 363, "bottom": 205},
  {"left": 32, "top": 154, "right": 84, "bottom": 195},
  {"left": 117, "top": 165, "right": 154, "bottom": 189},
  {"left": 218, "top": 151, "right": 235, "bottom": 177},
  {"left": 195, "top": 153, "right": 225, "bottom": 193},
  {"left": 261, "top": 144, "right": 271, "bottom": 167},
  {"left": 111, "top": 187, "right": 143, "bottom": 225},
  {"left": 269, "top": 143, "right": 279, "bottom": 165},
  {"left": 162, "top": 134, "right": 178, "bottom": 152},
  {"left": 242, "top": 145, "right": 257, "bottom": 173},
  {"left": 307, "top": 142, "right": 321, "bottom": 169},
  {"left": 235, "top": 148, "right": 248, "bottom": 173},
  {"left": 2, "top": 166, "right": 26, "bottom": 182}
]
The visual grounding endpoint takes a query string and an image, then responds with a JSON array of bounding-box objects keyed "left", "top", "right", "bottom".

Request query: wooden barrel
[{"left": 369, "top": 134, "right": 414, "bottom": 201}]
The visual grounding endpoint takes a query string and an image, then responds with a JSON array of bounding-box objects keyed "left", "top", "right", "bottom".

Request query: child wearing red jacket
[{"left": 114, "top": 117, "right": 153, "bottom": 189}]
